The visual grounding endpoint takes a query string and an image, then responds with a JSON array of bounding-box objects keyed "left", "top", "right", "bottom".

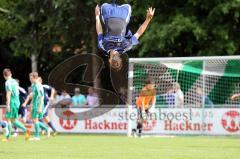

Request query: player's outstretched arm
[
  {"left": 50, "top": 88, "right": 56, "bottom": 101},
  {"left": 22, "top": 93, "right": 32, "bottom": 107},
  {"left": 95, "top": 5, "right": 103, "bottom": 35},
  {"left": 134, "top": 7, "right": 155, "bottom": 40}
]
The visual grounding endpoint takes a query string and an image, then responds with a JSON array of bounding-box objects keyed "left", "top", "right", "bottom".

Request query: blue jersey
[
  {"left": 98, "top": 3, "right": 139, "bottom": 55},
  {"left": 42, "top": 84, "right": 53, "bottom": 106},
  {"left": 18, "top": 86, "right": 27, "bottom": 105},
  {"left": 98, "top": 31, "right": 139, "bottom": 55}
]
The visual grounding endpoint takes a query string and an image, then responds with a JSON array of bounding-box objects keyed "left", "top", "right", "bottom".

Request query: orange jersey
[{"left": 136, "top": 87, "right": 156, "bottom": 109}]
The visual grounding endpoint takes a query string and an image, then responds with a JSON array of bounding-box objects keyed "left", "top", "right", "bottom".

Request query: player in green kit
[
  {"left": 2, "top": 69, "right": 30, "bottom": 141},
  {"left": 29, "top": 72, "right": 50, "bottom": 141}
]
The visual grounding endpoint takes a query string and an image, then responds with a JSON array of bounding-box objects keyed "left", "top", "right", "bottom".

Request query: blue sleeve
[
  {"left": 98, "top": 34, "right": 106, "bottom": 51},
  {"left": 131, "top": 35, "right": 139, "bottom": 46}
]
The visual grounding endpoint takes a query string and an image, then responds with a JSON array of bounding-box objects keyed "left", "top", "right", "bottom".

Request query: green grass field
[{"left": 0, "top": 135, "right": 240, "bottom": 159}]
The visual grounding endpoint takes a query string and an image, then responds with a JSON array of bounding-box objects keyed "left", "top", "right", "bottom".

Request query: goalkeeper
[
  {"left": 133, "top": 79, "right": 156, "bottom": 137},
  {"left": 95, "top": 1, "right": 155, "bottom": 70}
]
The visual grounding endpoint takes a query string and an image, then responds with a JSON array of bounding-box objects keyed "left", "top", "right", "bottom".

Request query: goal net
[{"left": 127, "top": 56, "right": 240, "bottom": 136}]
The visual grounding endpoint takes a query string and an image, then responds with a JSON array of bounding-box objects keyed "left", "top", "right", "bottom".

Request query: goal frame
[{"left": 127, "top": 55, "right": 240, "bottom": 136}]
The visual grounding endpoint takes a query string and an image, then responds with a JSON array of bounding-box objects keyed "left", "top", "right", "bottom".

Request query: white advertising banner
[
  {"left": 50, "top": 108, "right": 128, "bottom": 134},
  {"left": 0, "top": 106, "right": 239, "bottom": 135},
  {"left": 139, "top": 108, "right": 240, "bottom": 135}
]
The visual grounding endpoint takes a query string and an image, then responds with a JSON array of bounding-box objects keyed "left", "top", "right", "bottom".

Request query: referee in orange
[{"left": 133, "top": 79, "right": 156, "bottom": 137}]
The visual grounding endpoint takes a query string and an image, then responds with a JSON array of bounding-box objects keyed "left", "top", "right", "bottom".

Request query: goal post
[{"left": 127, "top": 56, "right": 240, "bottom": 136}]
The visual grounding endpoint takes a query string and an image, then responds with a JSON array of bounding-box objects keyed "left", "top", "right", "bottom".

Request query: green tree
[{"left": 131, "top": 0, "right": 240, "bottom": 57}]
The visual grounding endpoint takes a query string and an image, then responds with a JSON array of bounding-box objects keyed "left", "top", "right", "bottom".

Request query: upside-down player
[
  {"left": 95, "top": 1, "right": 155, "bottom": 70},
  {"left": 28, "top": 72, "right": 50, "bottom": 141},
  {"left": 2, "top": 69, "right": 30, "bottom": 141},
  {"left": 133, "top": 79, "right": 156, "bottom": 137}
]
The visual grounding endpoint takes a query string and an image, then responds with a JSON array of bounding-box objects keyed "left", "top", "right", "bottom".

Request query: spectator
[
  {"left": 58, "top": 89, "right": 71, "bottom": 101},
  {"left": 166, "top": 87, "right": 175, "bottom": 108},
  {"left": 87, "top": 88, "right": 100, "bottom": 107},
  {"left": 174, "top": 83, "right": 184, "bottom": 108},
  {"left": 72, "top": 88, "right": 86, "bottom": 106},
  {"left": 196, "top": 87, "right": 214, "bottom": 108}
]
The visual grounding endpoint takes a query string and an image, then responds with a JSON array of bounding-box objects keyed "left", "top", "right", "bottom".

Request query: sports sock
[
  {"left": 34, "top": 122, "right": 40, "bottom": 138},
  {"left": 14, "top": 125, "right": 17, "bottom": 132},
  {"left": 7, "top": 122, "right": 12, "bottom": 139},
  {"left": 48, "top": 122, "right": 56, "bottom": 132},
  {"left": 137, "top": 121, "right": 143, "bottom": 135},
  {"left": 39, "top": 121, "right": 48, "bottom": 132},
  {"left": 14, "top": 120, "right": 26, "bottom": 132}
]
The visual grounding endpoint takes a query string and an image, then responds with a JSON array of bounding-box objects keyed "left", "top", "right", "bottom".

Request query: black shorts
[
  {"left": 137, "top": 107, "right": 149, "bottom": 120},
  {"left": 105, "top": 18, "right": 127, "bottom": 36}
]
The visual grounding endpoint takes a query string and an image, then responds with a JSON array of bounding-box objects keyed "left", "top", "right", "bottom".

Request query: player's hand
[
  {"left": 21, "top": 104, "right": 26, "bottom": 108},
  {"left": 95, "top": 5, "right": 101, "bottom": 17},
  {"left": 146, "top": 7, "right": 155, "bottom": 21},
  {"left": 149, "top": 106, "right": 156, "bottom": 113},
  {"left": 231, "top": 94, "right": 238, "bottom": 101}
]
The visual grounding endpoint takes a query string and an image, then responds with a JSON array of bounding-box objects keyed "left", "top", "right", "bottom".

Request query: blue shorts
[
  {"left": 101, "top": 3, "right": 132, "bottom": 24},
  {"left": 18, "top": 106, "right": 26, "bottom": 118}
]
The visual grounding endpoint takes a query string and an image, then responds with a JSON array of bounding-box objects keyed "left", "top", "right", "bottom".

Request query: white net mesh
[{"left": 129, "top": 57, "right": 240, "bottom": 108}]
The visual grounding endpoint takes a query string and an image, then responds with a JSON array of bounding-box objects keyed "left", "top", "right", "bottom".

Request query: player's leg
[
  {"left": 44, "top": 116, "right": 57, "bottom": 135},
  {"left": 43, "top": 102, "right": 56, "bottom": 134},
  {"left": 33, "top": 118, "right": 40, "bottom": 140},
  {"left": 101, "top": 3, "right": 112, "bottom": 24},
  {"left": 118, "top": 4, "right": 132, "bottom": 23},
  {"left": 13, "top": 105, "right": 24, "bottom": 136},
  {"left": 13, "top": 112, "right": 18, "bottom": 137},
  {"left": 101, "top": 3, "right": 131, "bottom": 36},
  {"left": 101, "top": 3, "right": 132, "bottom": 23},
  {"left": 12, "top": 106, "right": 26, "bottom": 132},
  {"left": 6, "top": 119, "right": 12, "bottom": 140},
  {"left": 38, "top": 111, "right": 50, "bottom": 137},
  {"left": 12, "top": 106, "right": 30, "bottom": 140},
  {"left": 31, "top": 109, "right": 40, "bottom": 140},
  {"left": 136, "top": 108, "right": 144, "bottom": 137},
  {"left": 4, "top": 108, "right": 13, "bottom": 140}
]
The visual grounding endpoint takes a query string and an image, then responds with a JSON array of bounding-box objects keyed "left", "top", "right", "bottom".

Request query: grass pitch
[{"left": 0, "top": 135, "right": 239, "bottom": 159}]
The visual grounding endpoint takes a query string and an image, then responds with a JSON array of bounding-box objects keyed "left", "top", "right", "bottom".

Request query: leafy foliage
[{"left": 0, "top": 0, "right": 240, "bottom": 62}]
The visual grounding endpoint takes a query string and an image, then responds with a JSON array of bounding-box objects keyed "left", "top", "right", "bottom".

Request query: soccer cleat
[
  {"left": 47, "top": 129, "right": 51, "bottom": 138},
  {"left": 53, "top": 131, "right": 58, "bottom": 136},
  {"left": 41, "top": 130, "right": 46, "bottom": 135},
  {"left": 131, "top": 129, "right": 137, "bottom": 138},
  {"left": 12, "top": 132, "right": 18, "bottom": 138},
  {"left": 25, "top": 129, "right": 31, "bottom": 141},
  {"left": 29, "top": 137, "right": 40, "bottom": 141}
]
